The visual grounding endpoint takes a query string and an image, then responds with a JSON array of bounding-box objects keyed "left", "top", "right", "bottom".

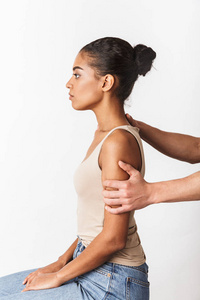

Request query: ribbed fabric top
[{"left": 73, "top": 125, "right": 146, "bottom": 266}]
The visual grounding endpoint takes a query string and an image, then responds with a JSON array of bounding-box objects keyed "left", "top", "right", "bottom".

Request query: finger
[
  {"left": 23, "top": 277, "right": 29, "bottom": 285},
  {"left": 102, "top": 189, "right": 120, "bottom": 198},
  {"left": 103, "top": 197, "right": 123, "bottom": 206},
  {"left": 26, "top": 277, "right": 33, "bottom": 285},
  {"left": 23, "top": 272, "right": 33, "bottom": 283},
  {"left": 118, "top": 161, "right": 138, "bottom": 177},
  {"left": 105, "top": 205, "right": 127, "bottom": 215},
  {"left": 23, "top": 274, "right": 33, "bottom": 285},
  {"left": 103, "top": 179, "right": 123, "bottom": 190},
  {"left": 125, "top": 113, "right": 134, "bottom": 125}
]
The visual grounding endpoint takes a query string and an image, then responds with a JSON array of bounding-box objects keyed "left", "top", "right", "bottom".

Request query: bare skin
[
  {"left": 22, "top": 52, "right": 142, "bottom": 291},
  {"left": 127, "top": 114, "right": 200, "bottom": 164},
  {"left": 22, "top": 238, "right": 78, "bottom": 287},
  {"left": 102, "top": 114, "right": 200, "bottom": 213}
]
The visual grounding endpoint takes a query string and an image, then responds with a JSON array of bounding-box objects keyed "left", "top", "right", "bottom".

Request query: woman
[{"left": 0, "top": 37, "right": 156, "bottom": 300}]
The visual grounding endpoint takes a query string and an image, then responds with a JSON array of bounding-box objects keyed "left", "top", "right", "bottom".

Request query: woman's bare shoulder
[{"left": 99, "top": 129, "right": 142, "bottom": 172}]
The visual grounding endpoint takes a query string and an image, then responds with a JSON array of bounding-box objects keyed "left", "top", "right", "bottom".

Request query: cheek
[
  {"left": 72, "top": 93, "right": 101, "bottom": 110},
  {"left": 73, "top": 82, "right": 102, "bottom": 110}
]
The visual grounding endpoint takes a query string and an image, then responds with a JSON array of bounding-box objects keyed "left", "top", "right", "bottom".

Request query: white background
[{"left": 0, "top": 0, "right": 200, "bottom": 299}]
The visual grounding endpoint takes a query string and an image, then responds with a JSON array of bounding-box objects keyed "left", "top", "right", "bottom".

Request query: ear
[{"left": 101, "top": 74, "right": 115, "bottom": 92}]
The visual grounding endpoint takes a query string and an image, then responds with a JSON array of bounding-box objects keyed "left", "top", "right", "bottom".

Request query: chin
[
  {"left": 71, "top": 102, "right": 91, "bottom": 111},
  {"left": 72, "top": 104, "right": 87, "bottom": 111}
]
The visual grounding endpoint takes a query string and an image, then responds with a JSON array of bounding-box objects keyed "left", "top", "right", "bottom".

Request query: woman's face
[{"left": 66, "top": 52, "right": 103, "bottom": 111}]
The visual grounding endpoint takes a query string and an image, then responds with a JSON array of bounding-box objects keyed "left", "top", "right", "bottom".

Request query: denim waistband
[
  {"left": 77, "top": 238, "right": 86, "bottom": 252},
  {"left": 76, "top": 236, "right": 148, "bottom": 275}
]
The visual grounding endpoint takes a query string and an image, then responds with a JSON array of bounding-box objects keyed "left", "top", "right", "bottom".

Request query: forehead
[
  {"left": 73, "top": 52, "right": 90, "bottom": 70},
  {"left": 73, "top": 52, "right": 100, "bottom": 78}
]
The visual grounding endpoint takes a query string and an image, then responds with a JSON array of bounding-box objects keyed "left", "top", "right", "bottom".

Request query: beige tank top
[{"left": 73, "top": 125, "right": 146, "bottom": 267}]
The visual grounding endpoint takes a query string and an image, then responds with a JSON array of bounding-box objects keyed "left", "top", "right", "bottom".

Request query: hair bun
[{"left": 133, "top": 44, "right": 156, "bottom": 76}]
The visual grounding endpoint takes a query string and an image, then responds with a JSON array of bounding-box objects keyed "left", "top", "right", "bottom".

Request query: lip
[{"left": 69, "top": 93, "right": 74, "bottom": 100}]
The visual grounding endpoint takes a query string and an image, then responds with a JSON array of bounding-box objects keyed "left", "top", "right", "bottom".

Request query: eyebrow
[{"left": 73, "top": 66, "right": 84, "bottom": 71}]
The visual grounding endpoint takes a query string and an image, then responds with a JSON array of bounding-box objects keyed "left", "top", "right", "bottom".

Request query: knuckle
[
  {"left": 126, "top": 181, "right": 131, "bottom": 189},
  {"left": 123, "top": 191, "right": 128, "bottom": 198},
  {"left": 123, "top": 182, "right": 128, "bottom": 189}
]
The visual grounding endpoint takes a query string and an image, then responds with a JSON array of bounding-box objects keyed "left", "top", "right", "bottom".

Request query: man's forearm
[
  {"left": 151, "top": 171, "right": 200, "bottom": 204},
  {"left": 137, "top": 121, "right": 200, "bottom": 164}
]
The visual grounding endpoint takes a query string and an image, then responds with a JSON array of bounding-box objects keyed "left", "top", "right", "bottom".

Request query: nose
[{"left": 66, "top": 78, "right": 72, "bottom": 89}]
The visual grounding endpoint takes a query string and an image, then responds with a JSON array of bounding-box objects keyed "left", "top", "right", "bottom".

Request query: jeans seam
[
  {"left": 112, "top": 262, "right": 148, "bottom": 275},
  {"left": 102, "top": 264, "right": 114, "bottom": 300},
  {"left": 94, "top": 268, "right": 109, "bottom": 277},
  {"left": 127, "top": 277, "right": 150, "bottom": 287},
  {"left": 103, "top": 273, "right": 113, "bottom": 300},
  {"left": 132, "top": 266, "right": 147, "bottom": 275},
  {"left": 126, "top": 277, "right": 130, "bottom": 300}
]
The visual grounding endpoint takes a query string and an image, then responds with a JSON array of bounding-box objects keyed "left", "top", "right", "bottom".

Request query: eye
[{"left": 73, "top": 73, "right": 80, "bottom": 79}]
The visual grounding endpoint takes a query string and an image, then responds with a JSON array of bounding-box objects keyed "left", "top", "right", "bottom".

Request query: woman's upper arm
[{"left": 99, "top": 129, "right": 142, "bottom": 247}]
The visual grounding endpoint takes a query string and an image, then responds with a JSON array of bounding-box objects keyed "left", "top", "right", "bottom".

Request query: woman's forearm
[
  {"left": 136, "top": 121, "right": 200, "bottom": 164},
  {"left": 57, "top": 238, "right": 78, "bottom": 266},
  {"left": 56, "top": 232, "right": 123, "bottom": 284},
  {"left": 151, "top": 171, "right": 200, "bottom": 204}
]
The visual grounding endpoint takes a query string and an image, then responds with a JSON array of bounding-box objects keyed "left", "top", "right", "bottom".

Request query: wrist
[
  {"left": 57, "top": 256, "right": 68, "bottom": 269},
  {"left": 147, "top": 182, "right": 160, "bottom": 205},
  {"left": 55, "top": 270, "right": 68, "bottom": 286},
  {"left": 135, "top": 121, "right": 145, "bottom": 138},
  {"left": 56, "top": 266, "right": 71, "bottom": 285},
  {"left": 150, "top": 181, "right": 170, "bottom": 204}
]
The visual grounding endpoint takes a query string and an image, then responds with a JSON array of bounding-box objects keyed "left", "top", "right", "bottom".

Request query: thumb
[{"left": 118, "top": 161, "right": 139, "bottom": 177}]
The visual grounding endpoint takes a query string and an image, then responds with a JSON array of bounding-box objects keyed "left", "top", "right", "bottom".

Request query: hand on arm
[
  {"left": 103, "top": 161, "right": 152, "bottom": 213},
  {"left": 126, "top": 114, "right": 200, "bottom": 164},
  {"left": 103, "top": 162, "right": 200, "bottom": 214}
]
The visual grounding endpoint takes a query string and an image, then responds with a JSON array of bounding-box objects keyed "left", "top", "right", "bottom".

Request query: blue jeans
[{"left": 0, "top": 239, "right": 150, "bottom": 299}]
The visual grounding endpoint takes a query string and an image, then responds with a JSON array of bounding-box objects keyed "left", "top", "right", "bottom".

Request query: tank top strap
[{"left": 97, "top": 125, "right": 145, "bottom": 176}]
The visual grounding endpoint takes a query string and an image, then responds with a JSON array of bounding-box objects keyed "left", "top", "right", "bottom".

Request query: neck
[{"left": 92, "top": 96, "right": 130, "bottom": 132}]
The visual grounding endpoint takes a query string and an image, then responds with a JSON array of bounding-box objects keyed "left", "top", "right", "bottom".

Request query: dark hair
[{"left": 80, "top": 37, "right": 156, "bottom": 103}]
